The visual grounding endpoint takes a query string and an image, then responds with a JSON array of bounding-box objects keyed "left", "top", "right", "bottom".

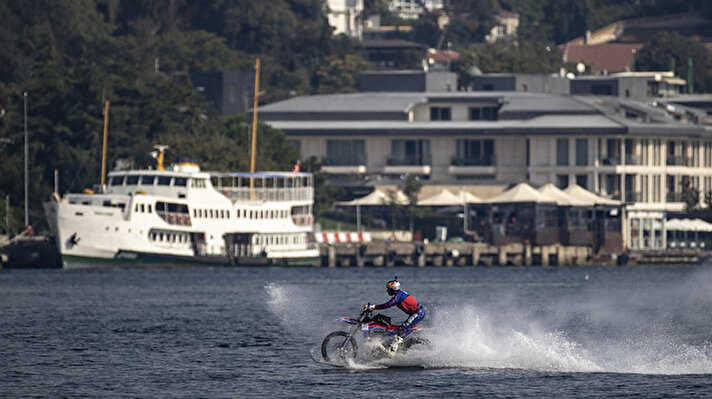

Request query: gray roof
[
  {"left": 261, "top": 91, "right": 711, "bottom": 137},
  {"left": 260, "top": 91, "right": 600, "bottom": 121},
  {"left": 267, "top": 114, "right": 625, "bottom": 136},
  {"left": 260, "top": 92, "right": 426, "bottom": 114}
]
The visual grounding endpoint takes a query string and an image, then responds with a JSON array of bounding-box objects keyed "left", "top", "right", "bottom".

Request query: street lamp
[{"left": 24, "top": 91, "right": 28, "bottom": 228}]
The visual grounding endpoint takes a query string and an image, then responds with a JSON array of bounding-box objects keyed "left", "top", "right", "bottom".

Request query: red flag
[{"left": 292, "top": 160, "right": 301, "bottom": 173}]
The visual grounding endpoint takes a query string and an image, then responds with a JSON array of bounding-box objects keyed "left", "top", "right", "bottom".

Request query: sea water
[{"left": 1, "top": 265, "right": 711, "bottom": 398}]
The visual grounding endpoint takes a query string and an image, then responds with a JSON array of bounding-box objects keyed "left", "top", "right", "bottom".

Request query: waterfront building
[
  {"left": 326, "top": 0, "right": 364, "bottom": 39},
  {"left": 260, "top": 71, "right": 712, "bottom": 251}
]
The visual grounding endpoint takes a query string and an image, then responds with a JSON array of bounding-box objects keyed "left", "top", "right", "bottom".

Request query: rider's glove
[{"left": 366, "top": 304, "right": 375, "bottom": 310}]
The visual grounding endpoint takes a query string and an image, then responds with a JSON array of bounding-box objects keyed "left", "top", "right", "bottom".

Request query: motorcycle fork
[{"left": 341, "top": 321, "right": 361, "bottom": 349}]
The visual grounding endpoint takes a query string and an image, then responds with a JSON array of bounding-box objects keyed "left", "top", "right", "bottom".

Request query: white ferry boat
[{"left": 43, "top": 160, "right": 319, "bottom": 267}]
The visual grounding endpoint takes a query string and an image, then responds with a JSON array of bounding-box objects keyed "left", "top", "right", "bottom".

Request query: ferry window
[
  {"left": 126, "top": 175, "right": 139, "bottom": 185},
  {"left": 110, "top": 176, "right": 125, "bottom": 186},
  {"left": 193, "top": 209, "right": 197, "bottom": 217},
  {"left": 156, "top": 202, "right": 165, "bottom": 212},
  {"left": 141, "top": 175, "right": 156, "bottom": 185},
  {"left": 174, "top": 177, "right": 188, "bottom": 187},
  {"left": 148, "top": 204, "right": 152, "bottom": 213},
  {"left": 227, "top": 211, "right": 230, "bottom": 218},
  {"left": 209, "top": 209, "right": 214, "bottom": 218},
  {"left": 158, "top": 176, "right": 171, "bottom": 185},
  {"left": 135, "top": 204, "right": 139, "bottom": 212}
]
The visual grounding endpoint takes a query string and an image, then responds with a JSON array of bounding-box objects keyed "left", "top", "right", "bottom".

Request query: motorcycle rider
[{"left": 366, "top": 277, "right": 426, "bottom": 355}]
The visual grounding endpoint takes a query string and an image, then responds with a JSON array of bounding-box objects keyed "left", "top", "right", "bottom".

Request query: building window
[
  {"left": 556, "top": 174, "right": 569, "bottom": 189},
  {"left": 591, "top": 83, "right": 614, "bottom": 95},
  {"left": 575, "top": 174, "right": 587, "bottom": 189},
  {"left": 325, "top": 139, "right": 366, "bottom": 166},
  {"left": 454, "top": 139, "right": 494, "bottom": 166},
  {"left": 389, "top": 139, "right": 430, "bottom": 166},
  {"left": 430, "top": 107, "right": 451, "bottom": 121},
  {"left": 468, "top": 107, "right": 499, "bottom": 121},
  {"left": 575, "top": 139, "right": 588, "bottom": 166},
  {"left": 556, "top": 139, "right": 569, "bottom": 166}
]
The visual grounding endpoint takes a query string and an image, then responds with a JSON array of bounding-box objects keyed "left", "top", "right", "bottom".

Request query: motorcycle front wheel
[{"left": 321, "top": 331, "right": 358, "bottom": 362}]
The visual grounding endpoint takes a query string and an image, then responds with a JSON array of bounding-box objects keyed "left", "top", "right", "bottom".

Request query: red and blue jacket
[{"left": 375, "top": 290, "right": 420, "bottom": 315}]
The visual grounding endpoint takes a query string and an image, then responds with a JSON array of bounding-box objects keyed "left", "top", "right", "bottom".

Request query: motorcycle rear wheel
[
  {"left": 321, "top": 331, "right": 358, "bottom": 362},
  {"left": 403, "top": 336, "right": 430, "bottom": 351}
]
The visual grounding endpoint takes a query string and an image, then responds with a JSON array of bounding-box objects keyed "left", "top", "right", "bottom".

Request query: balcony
[
  {"left": 384, "top": 157, "right": 431, "bottom": 175},
  {"left": 624, "top": 191, "right": 642, "bottom": 204},
  {"left": 600, "top": 157, "right": 620, "bottom": 166},
  {"left": 666, "top": 192, "right": 683, "bottom": 202},
  {"left": 666, "top": 156, "right": 691, "bottom": 166},
  {"left": 449, "top": 156, "right": 496, "bottom": 176},
  {"left": 319, "top": 157, "right": 367, "bottom": 175},
  {"left": 624, "top": 154, "right": 639, "bottom": 165}
]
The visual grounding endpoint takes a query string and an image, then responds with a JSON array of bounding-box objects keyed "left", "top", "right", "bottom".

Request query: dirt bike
[{"left": 320, "top": 305, "right": 429, "bottom": 364}]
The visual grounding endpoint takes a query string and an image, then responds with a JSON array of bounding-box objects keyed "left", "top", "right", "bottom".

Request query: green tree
[
  {"left": 314, "top": 55, "right": 369, "bottom": 94},
  {"left": 455, "top": 40, "right": 564, "bottom": 83},
  {"left": 400, "top": 174, "right": 423, "bottom": 237},
  {"left": 300, "top": 156, "right": 346, "bottom": 218},
  {"left": 636, "top": 31, "right": 712, "bottom": 93},
  {"left": 681, "top": 177, "right": 700, "bottom": 212}
]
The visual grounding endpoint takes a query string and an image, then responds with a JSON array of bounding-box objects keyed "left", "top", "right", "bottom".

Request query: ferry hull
[{"left": 60, "top": 251, "right": 319, "bottom": 268}]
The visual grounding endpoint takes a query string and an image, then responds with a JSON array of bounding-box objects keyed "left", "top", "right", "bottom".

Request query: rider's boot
[{"left": 387, "top": 335, "right": 404, "bottom": 356}]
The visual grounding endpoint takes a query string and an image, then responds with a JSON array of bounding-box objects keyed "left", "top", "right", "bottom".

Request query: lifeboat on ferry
[{"left": 172, "top": 157, "right": 200, "bottom": 173}]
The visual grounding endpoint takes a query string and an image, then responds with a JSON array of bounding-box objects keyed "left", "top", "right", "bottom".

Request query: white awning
[
  {"left": 336, "top": 188, "right": 408, "bottom": 206},
  {"left": 666, "top": 218, "right": 712, "bottom": 232},
  {"left": 538, "top": 183, "right": 594, "bottom": 206},
  {"left": 564, "top": 184, "right": 620, "bottom": 205},
  {"left": 418, "top": 189, "right": 463, "bottom": 206},
  {"left": 485, "top": 182, "right": 556, "bottom": 204}
]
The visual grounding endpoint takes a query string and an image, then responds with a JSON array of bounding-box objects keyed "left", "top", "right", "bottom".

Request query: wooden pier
[{"left": 318, "top": 241, "right": 598, "bottom": 267}]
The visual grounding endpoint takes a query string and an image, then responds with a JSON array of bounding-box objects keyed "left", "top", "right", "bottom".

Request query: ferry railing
[{"left": 218, "top": 187, "right": 313, "bottom": 202}]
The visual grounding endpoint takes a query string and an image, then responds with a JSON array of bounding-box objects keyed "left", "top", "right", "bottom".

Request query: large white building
[
  {"left": 260, "top": 72, "right": 712, "bottom": 251},
  {"left": 326, "top": 0, "right": 364, "bottom": 39}
]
